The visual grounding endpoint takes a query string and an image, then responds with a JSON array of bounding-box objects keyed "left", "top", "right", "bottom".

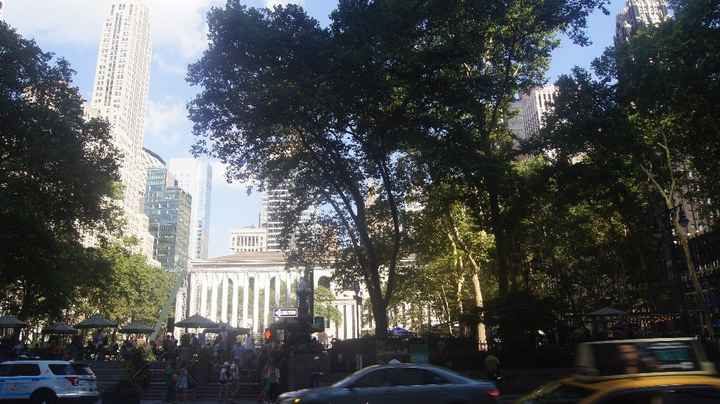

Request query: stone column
[
  {"left": 345, "top": 305, "right": 350, "bottom": 339},
  {"left": 253, "top": 273, "right": 260, "bottom": 334},
  {"left": 284, "top": 271, "right": 290, "bottom": 306},
  {"left": 351, "top": 303, "right": 356, "bottom": 338},
  {"left": 187, "top": 273, "right": 196, "bottom": 316},
  {"left": 210, "top": 277, "right": 218, "bottom": 322},
  {"left": 242, "top": 273, "right": 249, "bottom": 329},
  {"left": 200, "top": 274, "right": 208, "bottom": 318},
  {"left": 231, "top": 275, "right": 239, "bottom": 327},
  {"left": 221, "top": 278, "right": 229, "bottom": 323},
  {"left": 264, "top": 274, "right": 271, "bottom": 329},
  {"left": 274, "top": 275, "right": 280, "bottom": 308}
]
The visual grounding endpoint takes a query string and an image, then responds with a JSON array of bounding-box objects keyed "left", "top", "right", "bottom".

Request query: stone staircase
[
  {"left": 141, "top": 362, "right": 261, "bottom": 401},
  {"left": 88, "top": 361, "right": 128, "bottom": 393}
]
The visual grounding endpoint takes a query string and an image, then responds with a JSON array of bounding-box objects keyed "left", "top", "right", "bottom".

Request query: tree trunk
[
  {"left": 456, "top": 270, "right": 465, "bottom": 315},
  {"left": 371, "top": 297, "right": 389, "bottom": 339},
  {"left": 439, "top": 285, "right": 454, "bottom": 335},
  {"left": 675, "top": 219, "right": 714, "bottom": 339},
  {"left": 489, "top": 188, "right": 509, "bottom": 295},
  {"left": 471, "top": 273, "right": 487, "bottom": 350}
]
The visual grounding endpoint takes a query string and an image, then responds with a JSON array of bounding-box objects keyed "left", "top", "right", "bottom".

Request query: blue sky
[{"left": 4, "top": 0, "right": 625, "bottom": 257}]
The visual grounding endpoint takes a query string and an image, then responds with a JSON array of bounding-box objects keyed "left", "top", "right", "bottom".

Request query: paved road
[
  {"left": 132, "top": 398, "right": 523, "bottom": 404},
  {"left": 137, "top": 401, "right": 256, "bottom": 404}
]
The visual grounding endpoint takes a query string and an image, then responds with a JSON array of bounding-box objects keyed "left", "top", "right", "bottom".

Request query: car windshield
[{"left": 332, "top": 367, "right": 379, "bottom": 387}]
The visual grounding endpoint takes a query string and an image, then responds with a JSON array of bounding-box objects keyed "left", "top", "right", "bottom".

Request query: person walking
[
  {"left": 176, "top": 363, "right": 189, "bottom": 403},
  {"left": 259, "top": 358, "right": 280, "bottom": 404},
  {"left": 164, "top": 361, "right": 177, "bottom": 403},
  {"left": 218, "top": 361, "right": 231, "bottom": 403},
  {"left": 484, "top": 352, "right": 501, "bottom": 381}
]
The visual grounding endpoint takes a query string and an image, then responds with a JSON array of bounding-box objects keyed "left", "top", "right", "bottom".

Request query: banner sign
[{"left": 575, "top": 338, "right": 715, "bottom": 380}]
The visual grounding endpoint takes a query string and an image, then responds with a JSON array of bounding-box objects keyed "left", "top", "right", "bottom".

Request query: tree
[
  {"left": 314, "top": 285, "right": 341, "bottom": 327},
  {"left": 359, "top": 0, "right": 610, "bottom": 297},
  {"left": 409, "top": 183, "right": 494, "bottom": 347},
  {"left": 188, "top": 0, "right": 608, "bottom": 336},
  {"left": 621, "top": 0, "right": 720, "bottom": 213},
  {"left": 74, "top": 241, "right": 173, "bottom": 325},
  {"left": 0, "top": 22, "right": 121, "bottom": 320},
  {"left": 188, "top": 3, "right": 415, "bottom": 337},
  {"left": 537, "top": 13, "right": 717, "bottom": 333}
]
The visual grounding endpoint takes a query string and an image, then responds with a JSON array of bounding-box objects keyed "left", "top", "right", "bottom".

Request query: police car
[{"left": 0, "top": 360, "right": 99, "bottom": 403}]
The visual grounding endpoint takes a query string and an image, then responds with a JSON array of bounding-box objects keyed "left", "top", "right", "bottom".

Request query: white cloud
[
  {"left": 211, "top": 161, "right": 256, "bottom": 190},
  {"left": 4, "top": 0, "right": 225, "bottom": 60},
  {"left": 155, "top": 54, "right": 188, "bottom": 77},
  {"left": 144, "top": 98, "right": 188, "bottom": 145}
]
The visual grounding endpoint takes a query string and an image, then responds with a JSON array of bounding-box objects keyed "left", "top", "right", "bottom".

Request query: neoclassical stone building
[{"left": 174, "top": 252, "right": 362, "bottom": 340}]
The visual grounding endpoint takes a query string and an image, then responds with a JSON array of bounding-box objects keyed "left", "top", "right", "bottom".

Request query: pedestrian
[
  {"left": 176, "top": 363, "right": 189, "bottom": 403},
  {"left": 260, "top": 358, "right": 280, "bottom": 404},
  {"left": 218, "top": 361, "right": 231, "bottom": 402},
  {"left": 164, "top": 361, "right": 177, "bottom": 403},
  {"left": 230, "top": 362, "right": 239, "bottom": 398},
  {"left": 232, "top": 342, "right": 243, "bottom": 366},
  {"left": 484, "top": 352, "right": 501, "bottom": 381}
]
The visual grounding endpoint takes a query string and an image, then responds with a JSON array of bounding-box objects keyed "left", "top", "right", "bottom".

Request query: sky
[{"left": 3, "top": 0, "right": 626, "bottom": 258}]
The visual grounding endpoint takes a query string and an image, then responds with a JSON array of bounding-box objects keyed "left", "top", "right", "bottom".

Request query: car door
[
  {"left": 0, "top": 364, "right": 42, "bottom": 399},
  {"left": 346, "top": 368, "right": 395, "bottom": 404},
  {"left": 385, "top": 368, "right": 447, "bottom": 404}
]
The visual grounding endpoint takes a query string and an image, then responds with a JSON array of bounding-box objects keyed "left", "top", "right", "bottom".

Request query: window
[
  {"left": 389, "top": 368, "right": 449, "bottom": 386},
  {"left": 49, "top": 363, "right": 93, "bottom": 375},
  {"left": 0, "top": 364, "right": 41, "bottom": 377},
  {"left": 352, "top": 370, "right": 392, "bottom": 388}
]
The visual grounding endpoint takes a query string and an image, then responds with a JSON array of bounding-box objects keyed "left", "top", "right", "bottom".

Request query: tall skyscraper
[
  {"left": 508, "top": 85, "right": 558, "bottom": 141},
  {"left": 168, "top": 159, "right": 212, "bottom": 259},
  {"left": 0, "top": 1, "right": 5, "bottom": 20},
  {"left": 615, "top": 0, "right": 669, "bottom": 46},
  {"left": 86, "top": 1, "right": 155, "bottom": 257},
  {"left": 144, "top": 165, "right": 192, "bottom": 272},
  {"left": 260, "top": 188, "right": 290, "bottom": 252}
]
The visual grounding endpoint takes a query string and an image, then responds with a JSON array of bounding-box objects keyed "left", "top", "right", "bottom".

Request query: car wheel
[{"left": 30, "top": 389, "right": 57, "bottom": 404}]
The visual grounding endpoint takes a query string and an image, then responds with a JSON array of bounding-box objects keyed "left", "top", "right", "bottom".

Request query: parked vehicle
[
  {"left": 277, "top": 362, "right": 500, "bottom": 404},
  {"left": 516, "top": 338, "right": 720, "bottom": 403},
  {"left": 0, "top": 360, "right": 99, "bottom": 403}
]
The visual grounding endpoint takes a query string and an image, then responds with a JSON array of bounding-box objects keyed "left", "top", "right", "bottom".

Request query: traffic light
[{"left": 264, "top": 328, "right": 273, "bottom": 342}]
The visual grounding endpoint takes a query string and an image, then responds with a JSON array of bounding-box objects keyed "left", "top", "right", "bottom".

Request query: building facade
[
  {"left": 231, "top": 228, "right": 268, "bottom": 253},
  {"left": 260, "top": 188, "right": 291, "bottom": 252},
  {"left": 174, "top": 252, "right": 361, "bottom": 340},
  {"left": 86, "top": 1, "right": 155, "bottom": 258},
  {"left": 144, "top": 167, "right": 192, "bottom": 272},
  {"left": 168, "top": 159, "right": 212, "bottom": 259},
  {"left": 142, "top": 148, "right": 166, "bottom": 171},
  {"left": 509, "top": 85, "right": 559, "bottom": 141},
  {"left": 615, "top": 0, "right": 669, "bottom": 46}
]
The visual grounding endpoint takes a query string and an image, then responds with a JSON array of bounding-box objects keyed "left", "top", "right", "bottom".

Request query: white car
[{"left": 0, "top": 360, "right": 99, "bottom": 403}]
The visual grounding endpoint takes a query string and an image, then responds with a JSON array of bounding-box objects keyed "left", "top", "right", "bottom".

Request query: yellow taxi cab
[{"left": 516, "top": 338, "right": 720, "bottom": 403}]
